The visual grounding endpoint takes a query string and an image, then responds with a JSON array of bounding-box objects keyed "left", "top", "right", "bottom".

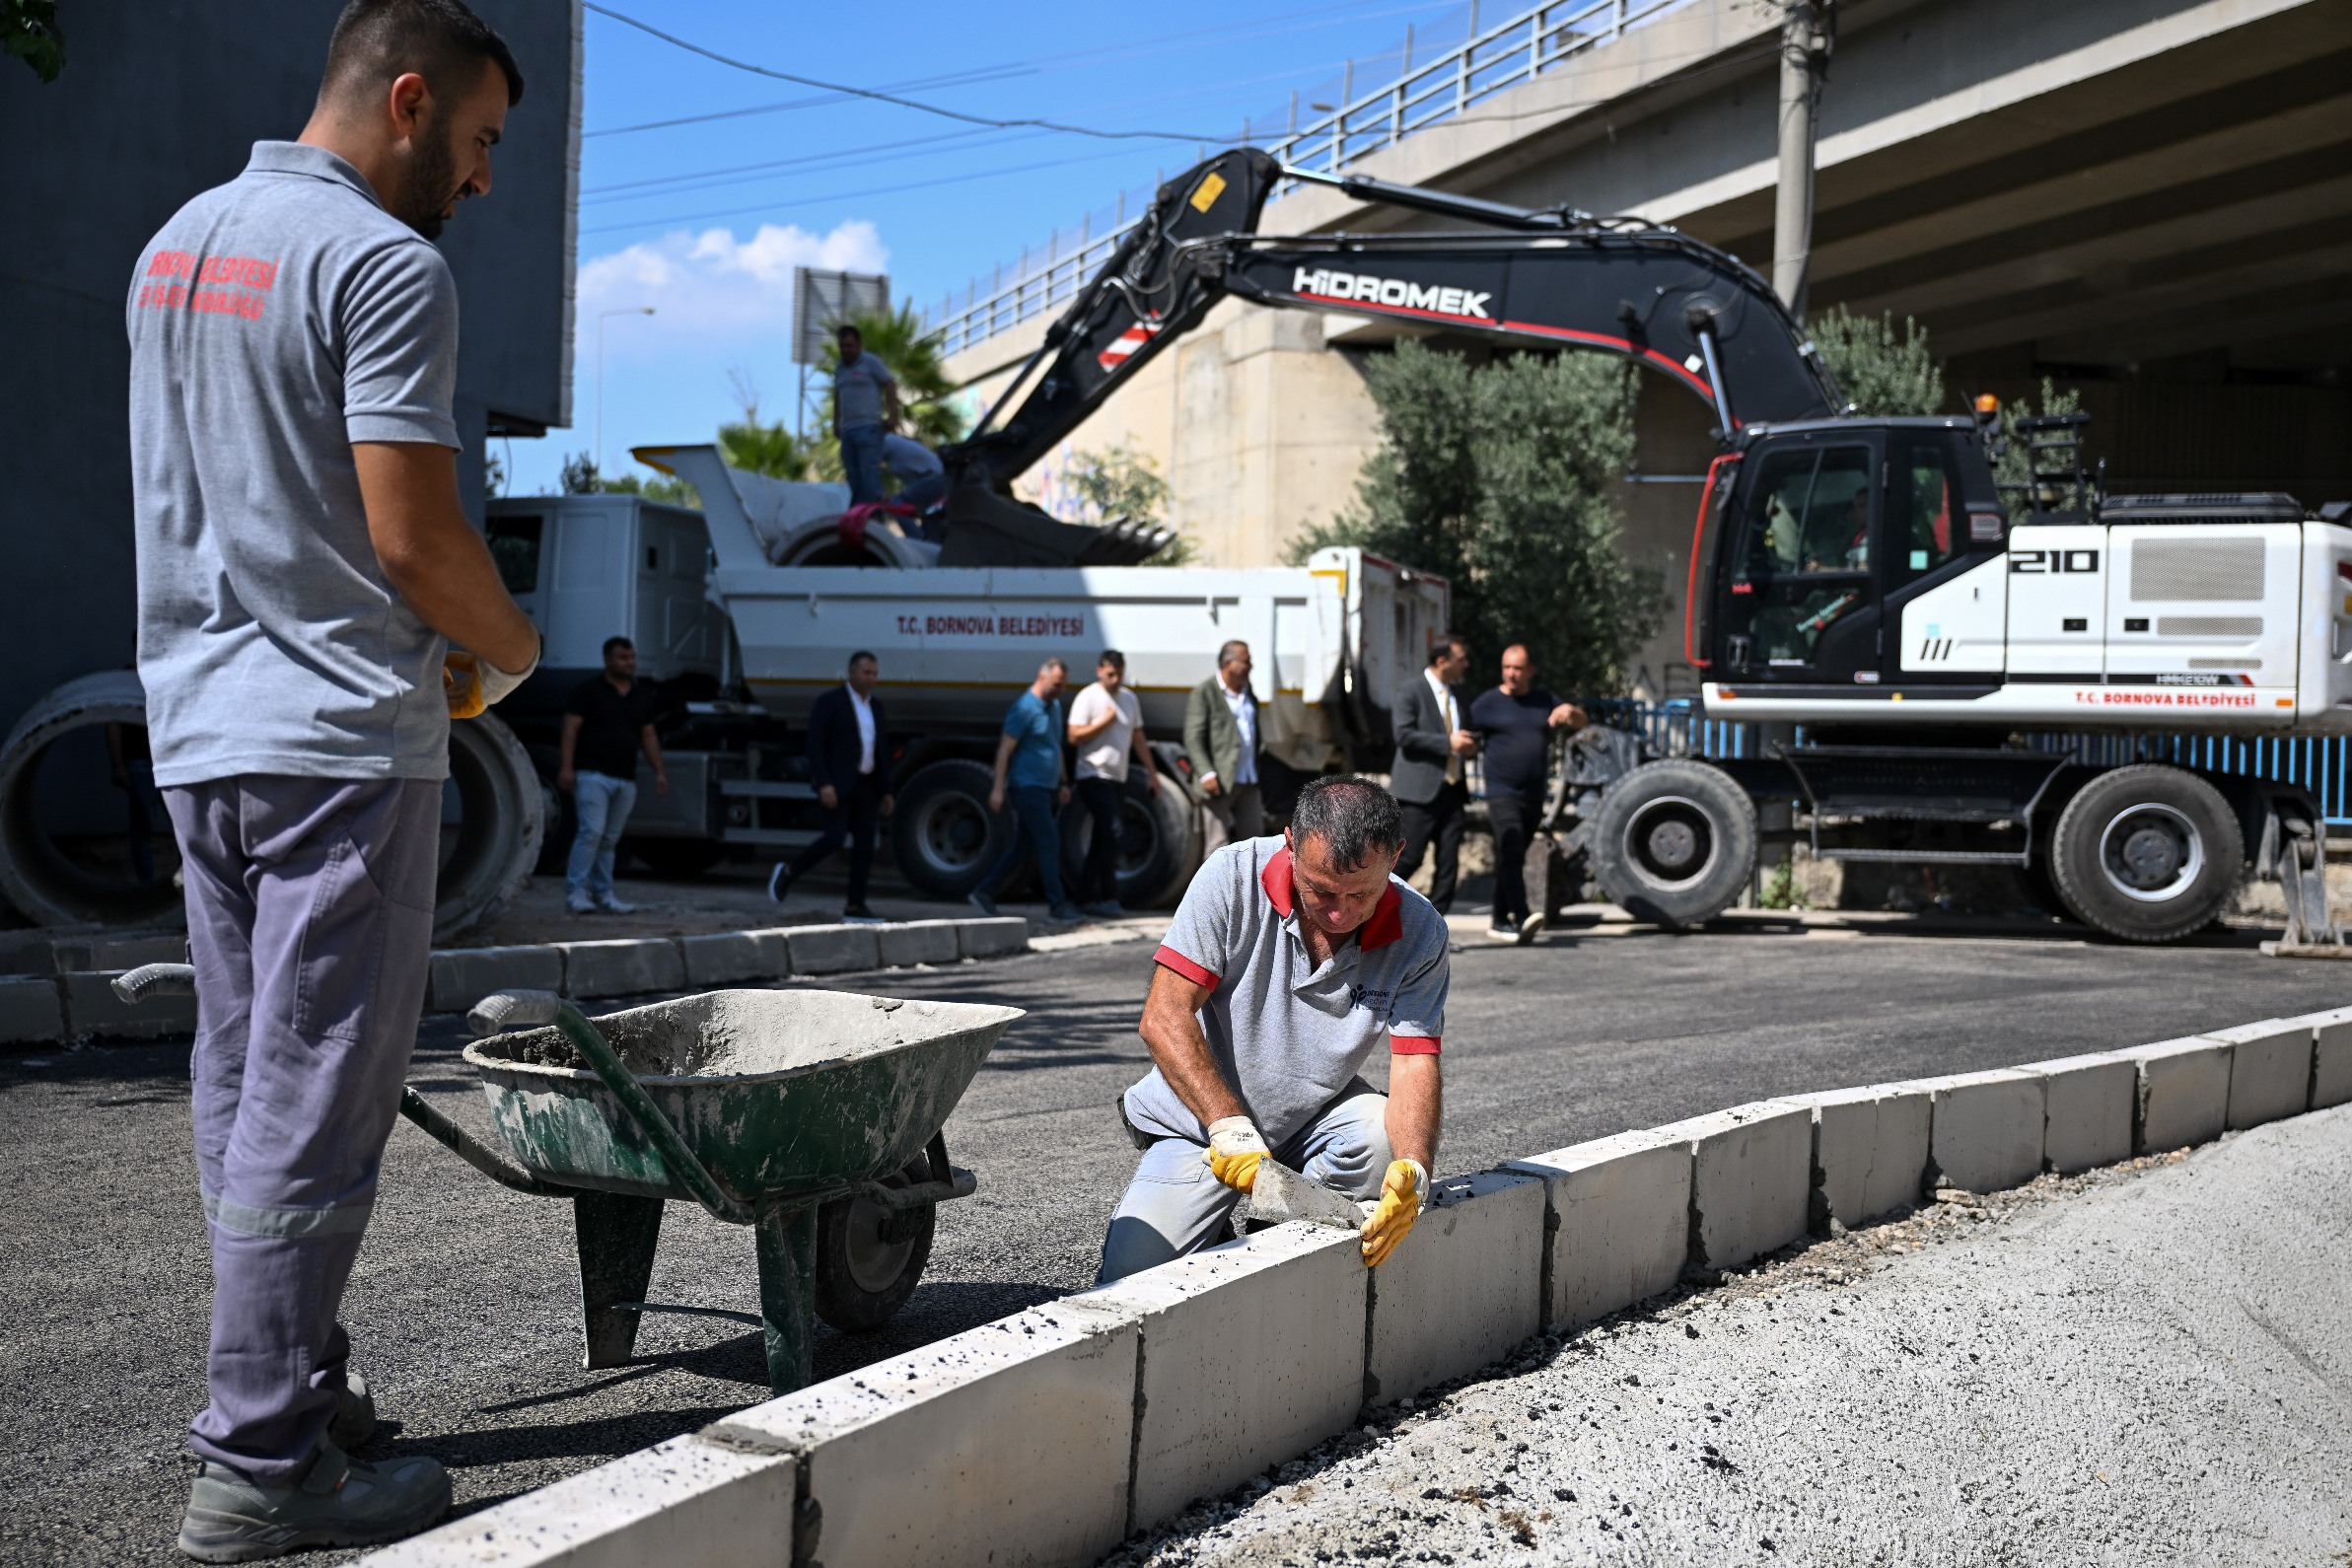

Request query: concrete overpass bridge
[{"left": 938, "top": 0, "right": 2352, "bottom": 698}]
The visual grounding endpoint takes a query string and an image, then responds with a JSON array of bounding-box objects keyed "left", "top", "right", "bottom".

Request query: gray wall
[{"left": 0, "top": 0, "right": 580, "bottom": 739}]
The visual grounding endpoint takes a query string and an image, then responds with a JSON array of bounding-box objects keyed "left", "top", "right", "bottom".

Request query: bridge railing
[{"left": 929, "top": 0, "right": 1695, "bottom": 359}]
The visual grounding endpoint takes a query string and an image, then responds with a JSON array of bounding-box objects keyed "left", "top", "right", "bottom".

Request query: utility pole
[{"left": 1771, "top": 0, "right": 1834, "bottom": 321}]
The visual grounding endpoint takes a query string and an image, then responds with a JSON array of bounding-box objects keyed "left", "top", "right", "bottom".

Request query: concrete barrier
[
  {"left": 0, "top": 975, "right": 64, "bottom": 1044},
  {"left": 1507, "top": 1131, "right": 1692, "bottom": 1332},
  {"left": 786, "top": 923, "right": 883, "bottom": 975},
  {"left": 2283, "top": 1005, "right": 2352, "bottom": 1110},
  {"left": 878, "top": 920, "right": 962, "bottom": 968},
  {"left": 1782, "top": 1085, "right": 1930, "bottom": 1229},
  {"left": 1365, "top": 1170, "right": 1545, "bottom": 1403},
  {"left": 427, "top": 944, "right": 566, "bottom": 1016},
  {"left": 2021, "top": 1053, "right": 2137, "bottom": 1174},
  {"left": 2121, "top": 1035, "right": 2233, "bottom": 1153},
  {"left": 677, "top": 929, "right": 788, "bottom": 987},
  {"left": 1655, "top": 1101, "right": 1812, "bottom": 1272},
  {"left": 958, "top": 916, "right": 1033, "bottom": 959},
  {"left": 1073, "top": 1225, "right": 1366, "bottom": 1532},
  {"left": 556, "top": 938, "right": 686, "bottom": 1001},
  {"left": 2206, "top": 1019, "right": 2314, "bottom": 1129},
  {"left": 721, "top": 1304, "right": 1139, "bottom": 1568},
  {"left": 65, "top": 969, "right": 196, "bottom": 1039},
  {"left": 368, "top": 1433, "right": 794, "bottom": 1567},
  {"left": 1914, "top": 1070, "right": 2045, "bottom": 1194}
]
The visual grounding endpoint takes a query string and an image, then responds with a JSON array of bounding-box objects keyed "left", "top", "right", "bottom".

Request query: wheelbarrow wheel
[{"left": 814, "top": 1153, "right": 936, "bottom": 1333}]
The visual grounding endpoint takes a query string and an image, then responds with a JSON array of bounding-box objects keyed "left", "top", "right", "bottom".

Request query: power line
[
  {"left": 584, "top": 2, "right": 1227, "bottom": 144},
  {"left": 586, "top": 64, "right": 1038, "bottom": 139},
  {"left": 583, "top": 126, "right": 1013, "bottom": 201}
]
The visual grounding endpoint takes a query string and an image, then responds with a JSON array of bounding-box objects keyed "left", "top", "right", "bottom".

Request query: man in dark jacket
[
  {"left": 1389, "top": 633, "right": 1477, "bottom": 913},
  {"left": 1468, "top": 644, "right": 1586, "bottom": 942},
  {"left": 768, "top": 649, "right": 892, "bottom": 920},
  {"left": 1183, "top": 640, "right": 1266, "bottom": 846}
]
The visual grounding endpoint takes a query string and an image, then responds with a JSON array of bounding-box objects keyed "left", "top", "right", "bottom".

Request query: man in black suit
[
  {"left": 768, "top": 649, "right": 892, "bottom": 920},
  {"left": 1389, "top": 633, "right": 1477, "bottom": 913}
]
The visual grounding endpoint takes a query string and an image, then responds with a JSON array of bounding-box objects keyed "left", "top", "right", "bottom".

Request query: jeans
[
  {"left": 1074, "top": 776, "right": 1125, "bottom": 905},
  {"left": 839, "top": 422, "right": 887, "bottom": 505},
  {"left": 567, "top": 770, "right": 638, "bottom": 903},
  {"left": 1397, "top": 780, "right": 1467, "bottom": 912},
  {"left": 1096, "top": 1082, "right": 1390, "bottom": 1283},
  {"left": 788, "top": 772, "right": 884, "bottom": 906},
  {"left": 977, "top": 782, "right": 1067, "bottom": 908},
  {"left": 1485, "top": 788, "right": 1545, "bottom": 928},
  {"left": 164, "top": 776, "right": 440, "bottom": 1479}
]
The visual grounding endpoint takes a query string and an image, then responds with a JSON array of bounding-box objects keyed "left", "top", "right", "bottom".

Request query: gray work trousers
[
  {"left": 164, "top": 776, "right": 440, "bottom": 1480},
  {"left": 1095, "top": 1082, "right": 1390, "bottom": 1284}
]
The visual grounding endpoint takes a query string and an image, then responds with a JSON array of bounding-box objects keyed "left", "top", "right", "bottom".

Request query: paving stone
[
  {"left": 1913, "top": 1069, "right": 2046, "bottom": 1194},
  {"left": 2121, "top": 1035, "right": 2232, "bottom": 1153},
  {"left": 1365, "top": 1170, "right": 1545, "bottom": 1403},
  {"left": 720, "top": 1303, "right": 1137, "bottom": 1568},
  {"left": 877, "top": 920, "right": 961, "bottom": 968},
  {"left": 785, "top": 923, "right": 882, "bottom": 975},
  {"left": 2021, "top": 1052, "right": 2138, "bottom": 1174},
  {"left": 364, "top": 1434, "right": 793, "bottom": 1567},
  {"left": 956, "top": 916, "right": 1031, "bottom": 959},
  {"left": 427, "top": 945, "right": 566, "bottom": 1015},
  {"left": 0, "top": 975, "right": 65, "bottom": 1044},
  {"left": 2206, "top": 1018, "right": 2313, "bottom": 1129},
  {"left": 678, "top": 930, "right": 789, "bottom": 987},
  {"left": 1507, "top": 1130, "right": 1692, "bottom": 1331},
  {"left": 65, "top": 969, "right": 195, "bottom": 1039},
  {"left": 1071, "top": 1224, "right": 1366, "bottom": 1532},
  {"left": 557, "top": 938, "right": 686, "bottom": 1000},
  {"left": 2281, "top": 1004, "right": 2352, "bottom": 1110},
  {"left": 1781, "top": 1085, "right": 1931, "bottom": 1228},
  {"left": 1652, "top": 1100, "right": 1812, "bottom": 1273}
]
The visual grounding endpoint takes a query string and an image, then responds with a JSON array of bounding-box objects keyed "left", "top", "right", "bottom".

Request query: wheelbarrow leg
[
  {"left": 753, "top": 1197, "right": 820, "bottom": 1394},
  {"left": 573, "top": 1191, "right": 666, "bottom": 1370}
]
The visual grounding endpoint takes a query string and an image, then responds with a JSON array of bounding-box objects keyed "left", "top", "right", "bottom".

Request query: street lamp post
[{"left": 596, "top": 307, "right": 656, "bottom": 476}]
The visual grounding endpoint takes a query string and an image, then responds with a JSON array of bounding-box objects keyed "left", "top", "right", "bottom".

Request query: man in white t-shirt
[{"left": 1067, "top": 649, "right": 1159, "bottom": 919}]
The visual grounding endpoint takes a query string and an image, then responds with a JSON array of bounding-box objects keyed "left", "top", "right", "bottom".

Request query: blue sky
[{"left": 501, "top": 0, "right": 1478, "bottom": 495}]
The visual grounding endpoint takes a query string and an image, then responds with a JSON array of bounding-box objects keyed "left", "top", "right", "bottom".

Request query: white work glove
[
  {"left": 1359, "top": 1158, "right": 1429, "bottom": 1267},
  {"left": 444, "top": 638, "right": 540, "bottom": 720},
  {"left": 1203, "top": 1116, "right": 1270, "bottom": 1191}
]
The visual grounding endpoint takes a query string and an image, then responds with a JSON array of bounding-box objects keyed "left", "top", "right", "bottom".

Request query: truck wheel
[
  {"left": 0, "top": 672, "right": 181, "bottom": 927},
  {"left": 814, "top": 1151, "right": 936, "bottom": 1333},
  {"left": 1588, "top": 758, "right": 1756, "bottom": 929},
  {"left": 1059, "top": 768, "right": 1200, "bottom": 909},
  {"left": 2047, "top": 764, "right": 2242, "bottom": 943},
  {"left": 891, "top": 758, "right": 1012, "bottom": 899},
  {"left": 434, "top": 712, "right": 545, "bottom": 945}
]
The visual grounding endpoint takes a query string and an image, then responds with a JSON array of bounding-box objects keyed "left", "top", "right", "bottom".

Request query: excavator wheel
[
  {"left": 2047, "top": 764, "right": 2242, "bottom": 943},
  {"left": 1587, "top": 758, "right": 1757, "bottom": 930}
]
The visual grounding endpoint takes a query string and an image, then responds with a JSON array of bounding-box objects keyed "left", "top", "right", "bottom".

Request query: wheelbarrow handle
[
  {"left": 113, "top": 962, "right": 197, "bottom": 1003},
  {"left": 471, "top": 990, "right": 757, "bottom": 1227}
]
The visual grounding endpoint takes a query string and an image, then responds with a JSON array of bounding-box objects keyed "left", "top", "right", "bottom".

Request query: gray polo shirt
[
  {"left": 127, "top": 141, "right": 461, "bottom": 786},
  {"left": 833, "top": 351, "right": 894, "bottom": 429},
  {"left": 1126, "top": 836, "right": 1448, "bottom": 1147}
]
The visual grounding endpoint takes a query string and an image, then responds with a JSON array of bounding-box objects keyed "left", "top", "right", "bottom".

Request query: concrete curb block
[
  {"left": 957, "top": 915, "right": 1033, "bottom": 959},
  {"left": 427, "top": 945, "right": 566, "bottom": 1016},
  {"left": 785, "top": 923, "right": 883, "bottom": 975},
  {"left": 0, "top": 975, "right": 66, "bottom": 1044},
  {"left": 878, "top": 919, "right": 962, "bottom": 968},
  {"left": 64, "top": 969, "right": 196, "bottom": 1040},
  {"left": 678, "top": 929, "right": 789, "bottom": 987},
  {"left": 553, "top": 938, "right": 686, "bottom": 1000},
  {"left": 366, "top": 1001, "right": 2348, "bottom": 1567},
  {"left": 364, "top": 1433, "right": 794, "bottom": 1567}
]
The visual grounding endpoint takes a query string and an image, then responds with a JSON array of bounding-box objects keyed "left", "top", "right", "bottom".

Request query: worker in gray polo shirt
[
  {"left": 127, "top": 1, "right": 538, "bottom": 1557},
  {"left": 1098, "top": 775, "right": 1448, "bottom": 1282}
]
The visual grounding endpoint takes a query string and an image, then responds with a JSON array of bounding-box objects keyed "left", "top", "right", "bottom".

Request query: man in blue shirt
[
  {"left": 831, "top": 323, "right": 899, "bottom": 506},
  {"left": 971, "top": 657, "right": 1084, "bottom": 925},
  {"left": 1467, "top": 644, "right": 1585, "bottom": 943}
]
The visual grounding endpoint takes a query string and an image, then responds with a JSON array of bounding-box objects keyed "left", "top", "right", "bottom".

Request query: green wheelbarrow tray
[{"left": 461, "top": 988, "right": 1017, "bottom": 1205}]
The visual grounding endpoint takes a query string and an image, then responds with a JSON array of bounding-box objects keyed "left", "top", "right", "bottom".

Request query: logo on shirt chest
[{"left": 1347, "top": 983, "right": 1394, "bottom": 1018}]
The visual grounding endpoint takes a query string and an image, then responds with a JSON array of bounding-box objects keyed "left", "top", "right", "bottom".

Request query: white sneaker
[
  {"left": 566, "top": 896, "right": 596, "bottom": 915},
  {"left": 595, "top": 894, "right": 637, "bottom": 914}
]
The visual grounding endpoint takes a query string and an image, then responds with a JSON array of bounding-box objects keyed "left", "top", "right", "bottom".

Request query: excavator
[{"left": 932, "top": 148, "right": 2352, "bottom": 946}]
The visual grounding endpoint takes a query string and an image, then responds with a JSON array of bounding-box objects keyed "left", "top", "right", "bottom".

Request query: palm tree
[{"left": 718, "top": 404, "right": 819, "bottom": 480}]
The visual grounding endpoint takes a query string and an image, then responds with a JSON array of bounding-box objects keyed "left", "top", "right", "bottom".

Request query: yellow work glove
[
  {"left": 1203, "top": 1116, "right": 1269, "bottom": 1191},
  {"left": 1359, "top": 1159, "right": 1428, "bottom": 1267},
  {"left": 444, "top": 641, "right": 539, "bottom": 720}
]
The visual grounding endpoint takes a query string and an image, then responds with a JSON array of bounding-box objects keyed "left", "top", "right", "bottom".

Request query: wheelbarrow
[{"left": 113, "top": 966, "right": 1022, "bottom": 1394}]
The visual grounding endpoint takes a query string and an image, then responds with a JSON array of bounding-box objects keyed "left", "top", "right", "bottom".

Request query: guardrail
[{"left": 928, "top": 0, "right": 1695, "bottom": 359}]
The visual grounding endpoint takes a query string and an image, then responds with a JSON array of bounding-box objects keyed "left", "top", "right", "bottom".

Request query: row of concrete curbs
[
  {"left": 0, "top": 917, "right": 1033, "bottom": 1045},
  {"left": 367, "top": 1004, "right": 2352, "bottom": 1568}
]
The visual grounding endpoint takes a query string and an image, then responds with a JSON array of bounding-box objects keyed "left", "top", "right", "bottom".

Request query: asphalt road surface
[{"left": 3, "top": 914, "right": 2347, "bottom": 1565}]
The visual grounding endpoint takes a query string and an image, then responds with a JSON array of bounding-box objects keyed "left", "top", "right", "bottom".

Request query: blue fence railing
[{"left": 1570, "top": 700, "right": 2352, "bottom": 825}]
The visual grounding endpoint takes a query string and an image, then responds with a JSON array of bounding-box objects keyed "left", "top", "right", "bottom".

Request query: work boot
[
  {"left": 327, "top": 1373, "right": 376, "bottom": 1451},
  {"left": 178, "top": 1440, "right": 449, "bottom": 1563}
]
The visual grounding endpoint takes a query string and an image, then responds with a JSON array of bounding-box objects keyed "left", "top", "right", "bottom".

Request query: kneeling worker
[{"left": 1098, "top": 775, "right": 1447, "bottom": 1281}]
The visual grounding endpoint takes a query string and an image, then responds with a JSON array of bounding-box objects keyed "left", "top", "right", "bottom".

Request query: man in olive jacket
[{"left": 1183, "top": 639, "right": 1265, "bottom": 843}]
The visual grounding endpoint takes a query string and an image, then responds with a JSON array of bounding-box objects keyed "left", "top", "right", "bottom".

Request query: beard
[{"left": 392, "top": 118, "right": 461, "bottom": 239}]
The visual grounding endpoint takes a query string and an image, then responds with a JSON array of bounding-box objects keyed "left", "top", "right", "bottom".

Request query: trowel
[{"left": 1242, "top": 1159, "right": 1366, "bottom": 1232}]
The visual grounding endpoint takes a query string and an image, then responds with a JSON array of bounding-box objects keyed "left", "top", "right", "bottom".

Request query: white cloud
[{"left": 576, "top": 220, "right": 889, "bottom": 347}]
